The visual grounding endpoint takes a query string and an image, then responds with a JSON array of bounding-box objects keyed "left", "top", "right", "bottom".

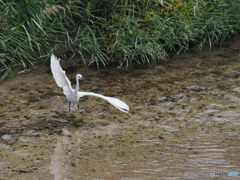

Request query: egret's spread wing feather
[
  {"left": 78, "top": 92, "right": 129, "bottom": 113},
  {"left": 50, "top": 55, "right": 72, "bottom": 96}
]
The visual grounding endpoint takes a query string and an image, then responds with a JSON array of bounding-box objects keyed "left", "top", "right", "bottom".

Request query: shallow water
[{"left": 1, "top": 38, "right": 240, "bottom": 179}]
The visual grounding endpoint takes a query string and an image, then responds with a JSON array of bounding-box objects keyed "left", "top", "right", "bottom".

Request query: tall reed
[{"left": 1, "top": 0, "right": 240, "bottom": 81}]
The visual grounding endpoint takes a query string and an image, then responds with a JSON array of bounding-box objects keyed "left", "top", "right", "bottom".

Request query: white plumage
[{"left": 50, "top": 55, "right": 129, "bottom": 113}]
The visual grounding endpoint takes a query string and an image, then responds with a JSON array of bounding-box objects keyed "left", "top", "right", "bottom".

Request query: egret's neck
[{"left": 75, "top": 78, "right": 80, "bottom": 92}]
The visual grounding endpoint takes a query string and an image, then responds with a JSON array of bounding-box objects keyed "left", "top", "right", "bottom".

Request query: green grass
[{"left": 1, "top": 0, "right": 240, "bottom": 80}]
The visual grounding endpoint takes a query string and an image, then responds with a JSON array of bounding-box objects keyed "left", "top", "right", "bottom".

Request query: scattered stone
[
  {"left": 1, "top": 134, "right": 12, "bottom": 140},
  {"left": 187, "top": 85, "right": 206, "bottom": 91}
]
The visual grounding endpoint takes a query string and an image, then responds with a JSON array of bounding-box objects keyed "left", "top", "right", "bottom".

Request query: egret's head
[{"left": 76, "top": 74, "right": 87, "bottom": 81}]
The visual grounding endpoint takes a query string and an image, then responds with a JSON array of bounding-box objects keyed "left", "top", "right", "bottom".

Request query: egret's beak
[{"left": 80, "top": 77, "right": 87, "bottom": 81}]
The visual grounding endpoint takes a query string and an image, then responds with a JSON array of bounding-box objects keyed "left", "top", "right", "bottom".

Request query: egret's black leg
[
  {"left": 69, "top": 102, "right": 71, "bottom": 112},
  {"left": 77, "top": 102, "right": 80, "bottom": 111}
]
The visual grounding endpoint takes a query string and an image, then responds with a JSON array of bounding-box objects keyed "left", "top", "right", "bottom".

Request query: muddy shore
[{"left": 0, "top": 38, "right": 240, "bottom": 179}]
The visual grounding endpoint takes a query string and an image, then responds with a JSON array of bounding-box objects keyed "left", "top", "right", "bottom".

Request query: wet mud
[{"left": 1, "top": 38, "right": 240, "bottom": 179}]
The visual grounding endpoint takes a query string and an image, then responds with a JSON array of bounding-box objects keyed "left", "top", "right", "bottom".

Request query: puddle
[{"left": 0, "top": 38, "right": 240, "bottom": 179}]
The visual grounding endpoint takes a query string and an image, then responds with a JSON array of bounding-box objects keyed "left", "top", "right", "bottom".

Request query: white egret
[{"left": 50, "top": 55, "right": 129, "bottom": 113}]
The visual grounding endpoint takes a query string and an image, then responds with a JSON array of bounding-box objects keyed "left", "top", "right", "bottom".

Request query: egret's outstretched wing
[
  {"left": 50, "top": 55, "right": 72, "bottom": 96},
  {"left": 78, "top": 92, "right": 129, "bottom": 113}
]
